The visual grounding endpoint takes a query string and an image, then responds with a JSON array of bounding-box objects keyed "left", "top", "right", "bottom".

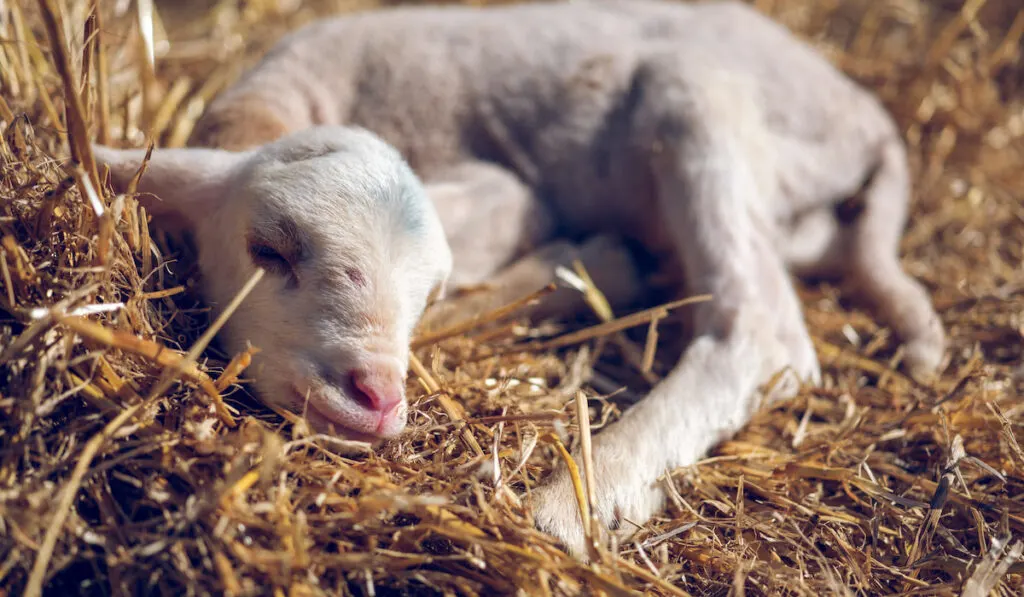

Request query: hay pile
[{"left": 2, "top": 0, "right": 1023, "bottom": 595}]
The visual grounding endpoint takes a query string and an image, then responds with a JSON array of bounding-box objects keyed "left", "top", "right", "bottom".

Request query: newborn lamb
[{"left": 93, "top": 0, "right": 947, "bottom": 559}]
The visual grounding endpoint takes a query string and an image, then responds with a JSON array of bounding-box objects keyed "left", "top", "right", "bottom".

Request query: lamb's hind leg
[
  {"left": 419, "top": 161, "right": 643, "bottom": 330},
  {"left": 424, "top": 160, "right": 558, "bottom": 290},
  {"left": 422, "top": 235, "right": 645, "bottom": 330},
  {"left": 842, "top": 139, "right": 946, "bottom": 380},
  {"left": 780, "top": 116, "right": 947, "bottom": 381},
  {"left": 531, "top": 56, "right": 814, "bottom": 558}
]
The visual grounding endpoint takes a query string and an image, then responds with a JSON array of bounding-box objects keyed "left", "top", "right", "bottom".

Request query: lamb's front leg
[
  {"left": 531, "top": 308, "right": 785, "bottom": 558},
  {"left": 532, "top": 53, "right": 818, "bottom": 558}
]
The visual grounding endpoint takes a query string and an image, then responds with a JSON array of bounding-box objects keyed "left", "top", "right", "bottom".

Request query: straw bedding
[{"left": 1, "top": 0, "right": 1023, "bottom": 595}]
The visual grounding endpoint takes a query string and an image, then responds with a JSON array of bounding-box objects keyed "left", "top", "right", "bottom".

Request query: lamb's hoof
[
  {"left": 531, "top": 459, "right": 666, "bottom": 561},
  {"left": 903, "top": 335, "right": 946, "bottom": 385}
]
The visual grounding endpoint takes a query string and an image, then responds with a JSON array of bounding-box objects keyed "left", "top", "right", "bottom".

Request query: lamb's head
[{"left": 94, "top": 126, "right": 453, "bottom": 441}]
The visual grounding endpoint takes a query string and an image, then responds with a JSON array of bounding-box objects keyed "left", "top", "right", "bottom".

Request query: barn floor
[{"left": 1, "top": 0, "right": 1023, "bottom": 595}]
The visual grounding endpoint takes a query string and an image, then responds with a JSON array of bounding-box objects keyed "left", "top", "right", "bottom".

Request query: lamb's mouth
[{"left": 290, "top": 388, "right": 382, "bottom": 443}]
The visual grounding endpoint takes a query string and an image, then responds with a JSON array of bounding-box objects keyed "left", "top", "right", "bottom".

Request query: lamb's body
[
  {"left": 96, "top": 0, "right": 946, "bottom": 559},
  {"left": 198, "top": 0, "right": 885, "bottom": 274}
]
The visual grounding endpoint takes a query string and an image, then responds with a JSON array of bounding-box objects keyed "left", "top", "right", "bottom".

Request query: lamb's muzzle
[{"left": 311, "top": 355, "right": 408, "bottom": 438}]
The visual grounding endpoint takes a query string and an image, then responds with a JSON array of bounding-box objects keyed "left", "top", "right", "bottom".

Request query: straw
[{"left": 2, "top": 0, "right": 1023, "bottom": 594}]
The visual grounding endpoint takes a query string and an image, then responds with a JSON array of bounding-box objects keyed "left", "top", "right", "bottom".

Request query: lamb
[{"left": 92, "top": 0, "right": 947, "bottom": 559}]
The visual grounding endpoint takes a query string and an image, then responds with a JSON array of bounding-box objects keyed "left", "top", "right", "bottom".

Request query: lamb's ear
[{"left": 92, "top": 144, "right": 248, "bottom": 231}]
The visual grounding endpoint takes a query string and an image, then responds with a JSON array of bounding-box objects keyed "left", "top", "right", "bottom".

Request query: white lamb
[{"left": 93, "top": 0, "right": 946, "bottom": 559}]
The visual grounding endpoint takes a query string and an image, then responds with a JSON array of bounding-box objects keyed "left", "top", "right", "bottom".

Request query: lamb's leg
[
  {"left": 422, "top": 160, "right": 559, "bottom": 288},
  {"left": 420, "top": 160, "right": 643, "bottom": 329},
  {"left": 841, "top": 139, "right": 946, "bottom": 380},
  {"left": 421, "top": 235, "right": 645, "bottom": 330},
  {"left": 779, "top": 116, "right": 946, "bottom": 381},
  {"left": 531, "top": 56, "right": 817, "bottom": 558}
]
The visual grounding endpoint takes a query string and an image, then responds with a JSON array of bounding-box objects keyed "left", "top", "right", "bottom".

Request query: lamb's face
[
  {"left": 204, "top": 130, "right": 451, "bottom": 440},
  {"left": 94, "top": 127, "right": 452, "bottom": 441}
]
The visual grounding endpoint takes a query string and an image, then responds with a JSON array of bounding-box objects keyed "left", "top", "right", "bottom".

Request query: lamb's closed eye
[{"left": 248, "top": 241, "right": 298, "bottom": 287}]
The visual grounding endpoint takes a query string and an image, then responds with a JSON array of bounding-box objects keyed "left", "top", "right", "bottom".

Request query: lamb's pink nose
[{"left": 349, "top": 362, "right": 404, "bottom": 414}]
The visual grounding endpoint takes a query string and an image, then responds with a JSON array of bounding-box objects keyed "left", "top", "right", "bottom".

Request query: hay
[{"left": 2, "top": 0, "right": 1024, "bottom": 594}]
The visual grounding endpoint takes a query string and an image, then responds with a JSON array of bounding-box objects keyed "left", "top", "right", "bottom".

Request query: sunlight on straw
[
  {"left": 137, "top": 0, "right": 155, "bottom": 69},
  {"left": 76, "top": 164, "right": 105, "bottom": 217},
  {"left": 554, "top": 264, "right": 587, "bottom": 294},
  {"left": 29, "top": 301, "right": 123, "bottom": 319}
]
